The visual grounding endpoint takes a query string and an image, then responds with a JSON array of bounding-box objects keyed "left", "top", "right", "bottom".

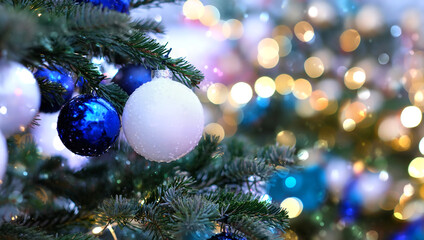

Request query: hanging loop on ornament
[{"left": 152, "top": 69, "right": 173, "bottom": 79}]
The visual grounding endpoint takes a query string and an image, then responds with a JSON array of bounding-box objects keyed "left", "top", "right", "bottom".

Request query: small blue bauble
[
  {"left": 112, "top": 64, "right": 152, "bottom": 95},
  {"left": 34, "top": 67, "right": 74, "bottom": 113},
  {"left": 76, "top": 0, "right": 130, "bottom": 13},
  {"left": 57, "top": 95, "right": 121, "bottom": 156},
  {"left": 267, "top": 165, "right": 327, "bottom": 211}
]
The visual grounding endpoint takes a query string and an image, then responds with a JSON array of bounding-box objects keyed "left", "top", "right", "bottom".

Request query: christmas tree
[{"left": 0, "top": 0, "right": 291, "bottom": 239}]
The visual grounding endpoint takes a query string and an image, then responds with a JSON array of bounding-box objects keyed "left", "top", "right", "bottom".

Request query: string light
[
  {"left": 400, "top": 106, "right": 422, "bottom": 128},
  {"left": 294, "top": 21, "right": 315, "bottom": 42},
  {"left": 280, "top": 197, "right": 303, "bottom": 218},
  {"left": 230, "top": 82, "right": 253, "bottom": 105},
  {"left": 293, "top": 78, "right": 312, "bottom": 99},
  {"left": 254, "top": 76, "right": 276, "bottom": 98},
  {"left": 275, "top": 74, "right": 294, "bottom": 95},
  {"left": 204, "top": 123, "right": 225, "bottom": 142}
]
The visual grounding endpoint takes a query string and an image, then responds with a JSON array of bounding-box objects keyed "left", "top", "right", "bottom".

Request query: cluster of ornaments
[{"left": 0, "top": 58, "right": 204, "bottom": 167}]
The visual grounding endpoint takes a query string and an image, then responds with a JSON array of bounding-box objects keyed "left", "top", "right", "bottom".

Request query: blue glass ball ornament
[
  {"left": 208, "top": 232, "right": 246, "bottom": 240},
  {"left": 391, "top": 218, "right": 424, "bottom": 240},
  {"left": 34, "top": 67, "right": 74, "bottom": 113},
  {"left": 267, "top": 165, "right": 327, "bottom": 211},
  {"left": 76, "top": 0, "right": 130, "bottom": 13},
  {"left": 112, "top": 64, "right": 152, "bottom": 95},
  {"left": 57, "top": 95, "right": 121, "bottom": 156}
]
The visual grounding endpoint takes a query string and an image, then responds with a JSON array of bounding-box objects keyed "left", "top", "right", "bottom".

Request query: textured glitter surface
[
  {"left": 77, "top": 0, "right": 130, "bottom": 13},
  {"left": 35, "top": 67, "right": 74, "bottom": 113},
  {"left": 57, "top": 95, "right": 121, "bottom": 156},
  {"left": 112, "top": 64, "right": 152, "bottom": 95}
]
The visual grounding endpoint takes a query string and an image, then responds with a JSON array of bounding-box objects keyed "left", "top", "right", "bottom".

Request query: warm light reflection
[
  {"left": 343, "top": 118, "right": 356, "bottom": 132},
  {"left": 344, "top": 67, "right": 366, "bottom": 90},
  {"left": 199, "top": 5, "right": 220, "bottom": 27},
  {"left": 294, "top": 21, "right": 315, "bottom": 42},
  {"left": 183, "top": 0, "right": 204, "bottom": 20},
  {"left": 309, "top": 90, "right": 328, "bottom": 111},
  {"left": 280, "top": 197, "right": 303, "bottom": 218},
  {"left": 222, "top": 19, "right": 244, "bottom": 40},
  {"left": 254, "top": 76, "right": 276, "bottom": 98},
  {"left": 304, "top": 56, "right": 324, "bottom": 78},
  {"left": 230, "top": 82, "right": 253, "bottom": 105},
  {"left": 207, "top": 83, "right": 228, "bottom": 105},
  {"left": 276, "top": 130, "right": 296, "bottom": 147},
  {"left": 293, "top": 78, "right": 312, "bottom": 99},
  {"left": 275, "top": 74, "right": 294, "bottom": 95},
  {"left": 408, "top": 157, "right": 424, "bottom": 178},
  {"left": 340, "top": 29, "right": 361, "bottom": 52},
  {"left": 400, "top": 106, "right": 422, "bottom": 128},
  {"left": 204, "top": 123, "right": 225, "bottom": 142}
]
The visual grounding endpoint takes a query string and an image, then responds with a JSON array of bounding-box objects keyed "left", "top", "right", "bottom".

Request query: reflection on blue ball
[
  {"left": 57, "top": 95, "right": 121, "bottom": 156},
  {"left": 112, "top": 64, "right": 152, "bottom": 95},
  {"left": 35, "top": 67, "right": 74, "bottom": 113},
  {"left": 76, "top": 0, "right": 130, "bottom": 13},
  {"left": 241, "top": 97, "right": 269, "bottom": 125},
  {"left": 391, "top": 218, "right": 424, "bottom": 240},
  {"left": 267, "top": 165, "right": 327, "bottom": 211}
]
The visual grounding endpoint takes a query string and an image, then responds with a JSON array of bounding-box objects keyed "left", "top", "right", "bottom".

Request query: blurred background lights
[
  {"left": 204, "top": 123, "right": 225, "bottom": 142},
  {"left": 400, "top": 106, "right": 422, "bottom": 128},
  {"left": 230, "top": 82, "right": 253, "bottom": 105},
  {"left": 408, "top": 157, "right": 424, "bottom": 178},
  {"left": 182, "top": 0, "right": 204, "bottom": 20},
  {"left": 199, "top": 5, "right": 220, "bottom": 27},
  {"left": 207, "top": 83, "right": 228, "bottom": 105},
  {"left": 285, "top": 176, "right": 297, "bottom": 188},
  {"left": 254, "top": 76, "right": 276, "bottom": 98},
  {"left": 294, "top": 21, "right": 315, "bottom": 42},
  {"left": 340, "top": 29, "right": 361, "bottom": 52},
  {"left": 307, "top": 1, "right": 335, "bottom": 26},
  {"left": 222, "top": 19, "right": 244, "bottom": 40},
  {"left": 280, "top": 197, "right": 303, "bottom": 218},
  {"left": 309, "top": 90, "right": 329, "bottom": 111},
  {"left": 275, "top": 74, "right": 294, "bottom": 95},
  {"left": 419, "top": 137, "right": 424, "bottom": 155},
  {"left": 344, "top": 67, "right": 366, "bottom": 90},
  {"left": 293, "top": 78, "right": 312, "bottom": 99},
  {"left": 257, "top": 38, "right": 280, "bottom": 69},
  {"left": 304, "top": 56, "right": 325, "bottom": 78},
  {"left": 343, "top": 119, "right": 356, "bottom": 132},
  {"left": 276, "top": 130, "right": 296, "bottom": 147}
]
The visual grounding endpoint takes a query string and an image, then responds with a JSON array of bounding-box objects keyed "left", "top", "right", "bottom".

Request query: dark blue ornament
[
  {"left": 57, "top": 95, "right": 121, "bottom": 156},
  {"left": 391, "top": 218, "right": 424, "bottom": 240},
  {"left": 208, "top": 232, "right": 246, "bottom": 240},
  {"left": 76, "top": 0, "right": 130, "bottom": 13},
  {"left": 112, "top": 64, "right": 152, "bottom": 95},
  {"left": 267, "top": 165, "right": 327, "bottom": 211},
  {"left": 35, "top": 67, "right": 74, "bottom": 113},
  {"left": 339, "top": 179, "right": 362, "bottom": 224}
]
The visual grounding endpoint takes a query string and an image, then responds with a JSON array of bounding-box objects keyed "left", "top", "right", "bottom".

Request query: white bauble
[
  {"left": 0, "top": 60, "right": 40, "bottom": 137},
  {"left": 0, "top": 131, "right": 7, "bottom": 180},
  {"left": 122, "top": 70, "right": 204, "bottom": 162}
]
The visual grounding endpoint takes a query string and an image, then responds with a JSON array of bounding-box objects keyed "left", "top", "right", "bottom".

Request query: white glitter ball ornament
[
  {"left": 0, "top": 60, "right": 40, "bottom": 137},
  {"left": 122, "top": 70, "right": 204, "bottom": 162},
  {"left": 0, "top": 131, "right": 7, "bottom": 180}
]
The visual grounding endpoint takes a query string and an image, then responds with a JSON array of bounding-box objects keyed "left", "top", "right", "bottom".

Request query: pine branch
[
  {"left": 96, "top": 195, "right": 139, "bottom": 227},
  {"left": 0, "top": 223, "right": 54, "bottom": 240}
]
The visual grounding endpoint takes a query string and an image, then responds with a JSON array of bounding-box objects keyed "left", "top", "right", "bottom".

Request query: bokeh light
[
  {"left": 204, "top": 123, "right": 225, "bottom": 142},
  {"left": 254, "top": 76, "right": 276, "bottom": 98},
  {"left": 304, "top": 56, "right": 324, "bottom": 78},
  {"left": 275, "top": 74, "right": 294, "bottom": 95},
  {"left": 408, "top": 157, "right": 424, "bottom": 178},
  {"left": 294, "top": 21, "right": 314, "bottom": 42},
  {"left": 182, "top": 0, "right": 204, "bottom": 20},
  {"left": 222, "top": 19, "right": 244, "bottom": 40},
  {"left": 280, "top": 197, "right": 303, "bottom": 218},
  {"left": 276, "top": 130, "right": 296, "bottom": 147},
  {"left": 344, "top": 67, "right": 367, "bottom": 90},
  {"left": 340, "top": 29, "right": 361, "bottom": 52},
  {"left": 199, "top": 5, "right": 220, "bottom": 27},
  {"left": 309, "top": 90, "right": 328, "bottom": 111},
  {"left": 293, "top": 78, "right": 312, "bottom": 100},
  {"left": 207, "top": 83, "right": 228, "bottom": 105},
  {"left": 230, "top": 82, "right": 253, "bottom": 105},
  {"left": 258, "top": 38, "right": 280, "bottom": 69},
  {"left": 400, "top": 106, "right": 422, "bottom": 128},
  {"left": 343, "top": 119, "right": 356, "bottom": 132}
]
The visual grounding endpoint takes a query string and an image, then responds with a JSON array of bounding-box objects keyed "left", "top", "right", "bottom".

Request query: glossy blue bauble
[
  {"left": 112, "top": 64, "right": 152, "bottom": 95},
  {"left": 267, "top": 165, "right": 327, "bottom": 211},
  {"left": 76, "top": 0, "right": 130, "bottom": 13},
  {"left": 57, "top": 95, "right": 121, "bottom": 156},
  {"left": 34, "top": 67, "right": 74, "bottom": 113}
]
